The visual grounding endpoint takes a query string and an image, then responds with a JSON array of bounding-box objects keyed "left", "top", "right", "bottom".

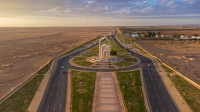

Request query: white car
[
  {"left": 148, "top": 64, "right": 150, "bottom": 67},
  {"left": 62, "top": 66, "right": 65, "bottom": 69}
]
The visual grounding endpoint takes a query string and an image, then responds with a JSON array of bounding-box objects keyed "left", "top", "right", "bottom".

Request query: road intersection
[{"left": 38, "top": 31, "right": 179, "bottom": 112}]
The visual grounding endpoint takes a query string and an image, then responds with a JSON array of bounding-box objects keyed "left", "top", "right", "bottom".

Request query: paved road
[
  {"left": 38, "top": 30, "right": 179, "bottom": 112},
  {"left": 112, "top": 31, "right": 179, "bottom": 112}
]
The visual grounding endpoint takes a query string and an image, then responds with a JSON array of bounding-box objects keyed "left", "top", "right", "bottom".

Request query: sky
[{"left": 0, "top": 0, "right": 200, "bottom": 27}]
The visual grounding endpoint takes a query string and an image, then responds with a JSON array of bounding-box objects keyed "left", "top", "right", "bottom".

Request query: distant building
[
  {"left": 131, "top": 34, "right": 139, "bottom": 38},
  {"left": 191, "top": 36, "right": 198, "bottom": 39},
  {"left": 156, "top": 35, "right": 160, "bottom": 38},
  {"left": 180, "top": 34, "right": 186, "bottom": 38}
]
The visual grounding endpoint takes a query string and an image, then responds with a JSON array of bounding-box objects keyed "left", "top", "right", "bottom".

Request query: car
[
  {"left": 148, "top": 64, "right": 150, "bottom": 67},
  {"left": 70, "top": 56, "right": 72, "bottom": 58},
  {"left": 62, "top": 66, "right": 65, "bottom": 69}
]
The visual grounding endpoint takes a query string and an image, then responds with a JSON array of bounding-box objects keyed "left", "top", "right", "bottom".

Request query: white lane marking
[
  {"left": 163, "top": 95, "right": 166, "bottom": 100},
  {"left": 53, "top": 104, "right": 55, "bottom": 111},
  {"left": 47, "top": 105, "right": 49, "bottom": 111},
  {"left": 152, "top": 95, "right": 154, "bottom": 99},
  {"left": 60, "top": 104, "right": 62, "bottom": 110},
  {"left": 157, "top": 109, "right": 159, "bottom": 112},
  {"left": 149, "top": 85, "right": 151, "bottom": 88},
  {"left": 163, "top": 109, "right": 165, "bottom": 112},
  {"left": 56, "top": 92, "right": 58, "bottom": 96},
  {"left": 53, "top": 83, "right": 55, "bottom": 86},
  {"left": 170, "top": 110, "right": 172, "bottom": 112},
  {"left": 147, "top": 77, "right": 148, "bottom": 80}
]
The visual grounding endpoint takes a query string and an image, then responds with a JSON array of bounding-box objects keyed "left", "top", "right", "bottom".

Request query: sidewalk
[
  {"left": 27, "top": 58, "right": 58, "bottom": 112},
  {"left": 92, "top": 61, "right": 126, "bottom": 112},
  {"left": 154, "top": 59, "right": 192, "bottom": 112},
  {"left": 131, "top": 47, "right": 192, "bottom": 112}
]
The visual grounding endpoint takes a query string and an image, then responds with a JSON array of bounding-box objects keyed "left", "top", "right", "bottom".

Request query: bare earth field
[
  {"left": 136, "top": 40, "right": 200, "bottom": 84},
  {"left": 0, "top": 27, "right": 113, "bottom": 98}
]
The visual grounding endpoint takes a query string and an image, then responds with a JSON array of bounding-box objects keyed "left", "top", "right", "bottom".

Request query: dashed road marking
[
  {"left": 56, "top": 92, "right": 58, "bottom": 96},
  {"left": 60, "top": 104, "right": 62, "bottom": 110},
  {"left": 53, "top": 104, "right": 55, "bottom": 111},
  {"left": 47, "top": 105, "right": 49, "bottom": 111},
  {"left": 163, "top": 95, "right": 166, "bottom": 100}
]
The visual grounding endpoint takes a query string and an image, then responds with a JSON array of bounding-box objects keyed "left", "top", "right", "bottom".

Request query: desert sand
[
  {"left": 0, "top": 27, "right": 113, "bottom": 98},
  {"left": 136, "top": 40, "right": 200, "bottom": 84}
]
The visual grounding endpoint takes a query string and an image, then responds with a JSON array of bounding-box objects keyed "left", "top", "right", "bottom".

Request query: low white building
[
  {"left": 191, "top": 36, "right": 198, "bottom": 39},
  {"left": 180, "top": 34, "right": 186, "bottom": 38}
]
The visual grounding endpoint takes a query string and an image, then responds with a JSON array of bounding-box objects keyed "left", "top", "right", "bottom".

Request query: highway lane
[{"left": 112, "top": 33, "right": 179, "bottom": 112}]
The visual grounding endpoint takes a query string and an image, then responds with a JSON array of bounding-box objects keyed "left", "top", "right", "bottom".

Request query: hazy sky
[{"left": 0, "top": 0, "right": 200, "bottom": 27}]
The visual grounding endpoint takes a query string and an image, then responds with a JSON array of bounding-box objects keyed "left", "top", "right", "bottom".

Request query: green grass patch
[
  {"left": 117, "top": 70, "right": 145, "bottom": 112},
  {"left": 161, "top": 64, "right": 200, "bottom": 112},
  {"left": 73, "top": 56, "right": 87, "bottom": 61},
  {"left": 117, "top": 36, "right": 132, "bottom": 44},
  {"left": 82, "top": 53, "right": 97, "bottom": 57},
  {"left": 71, "top": 70, "right": 96, "bottom": 112},
  {"left": 74, "top": 61, "right": 93, "bottom": 66},
  {"left": 37, "top": 61, "right": 52, "bottom": 74},
  {"left": 115, "top": 62, "right": 133, "bottom": 67},
  {"left": 0, "top": 75, "right": 44, "bottom": 112}
]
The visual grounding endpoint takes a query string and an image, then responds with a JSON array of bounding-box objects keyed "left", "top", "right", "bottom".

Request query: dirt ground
[
  {"left": 0, "top": 27, "right": 113, "bottom": 98},
  {"left": 136, "top": 40, "right": 200, "bottom": 84}
]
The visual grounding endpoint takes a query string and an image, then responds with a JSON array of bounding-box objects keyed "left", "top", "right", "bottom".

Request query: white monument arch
[{"left": 99, "top": 36, "right": 111, "bottom": 60}]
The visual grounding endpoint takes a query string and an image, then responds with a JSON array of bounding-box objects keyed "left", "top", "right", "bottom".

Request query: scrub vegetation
[
  {"left": 0, "top": 75, "right": 44, "bottom": 112},
  {"left": 71, "top": 70, "right": 96, "bottom": 112},
  {"left": 162, "top": 64, "right": 200, "bottom": 112},
  {"left": 117, "top": 70, "right": 145, "bottom": 112}
]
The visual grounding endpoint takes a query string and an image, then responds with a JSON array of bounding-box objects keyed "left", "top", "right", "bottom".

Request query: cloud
[
  {"left": 182, "top": 0, "right": 197, "bottom": 4},
  {"left": 0, "top": 0, "right": 199, "bottom": 19}
]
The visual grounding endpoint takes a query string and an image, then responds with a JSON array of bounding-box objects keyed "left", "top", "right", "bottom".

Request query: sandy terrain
[
  {"left": 0, "top": 27, "right": 113, "bottom": 98},
  {"left": 136, "top": 40, "right": 200, "bottom": 84}
]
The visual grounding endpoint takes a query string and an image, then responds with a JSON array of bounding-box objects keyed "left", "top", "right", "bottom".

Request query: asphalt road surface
[
  {"left": 112, "top": 32, "right": 179, "bottom": 112},
  {"left": 38, "top": 30, "right": 179, "bottom": 112}
]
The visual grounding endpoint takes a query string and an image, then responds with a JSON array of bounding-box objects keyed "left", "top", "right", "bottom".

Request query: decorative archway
[{"left": 99, "top": 36, "right": 111, "bottom": 60}]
